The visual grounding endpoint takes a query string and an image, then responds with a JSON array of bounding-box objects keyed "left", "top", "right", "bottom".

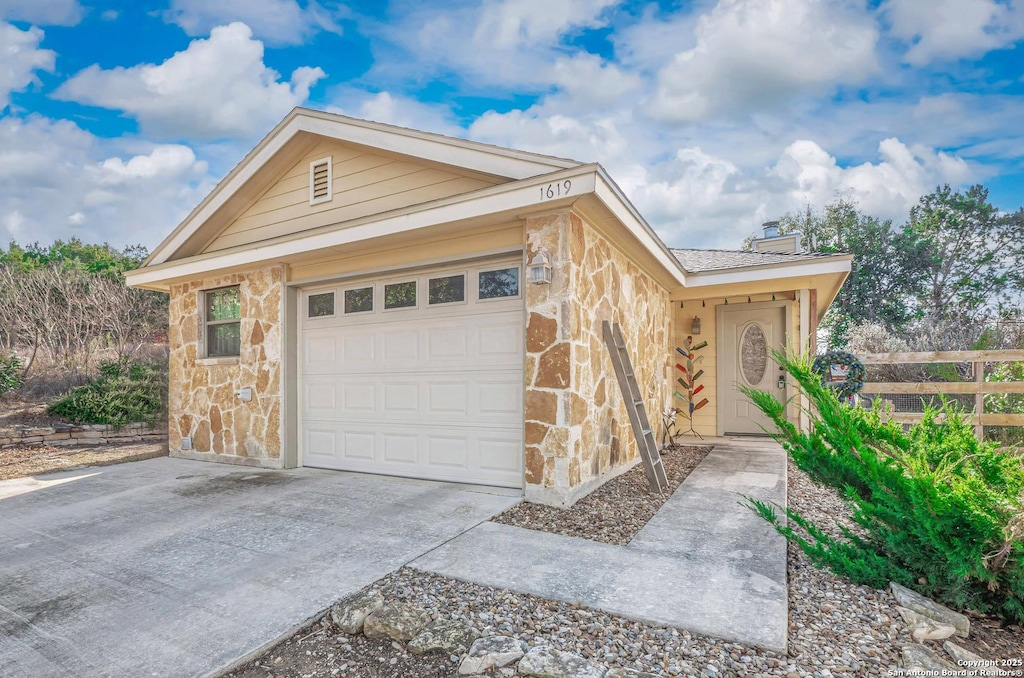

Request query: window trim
[
  {"left": 202, "top": 285, "right": 241, "bottom": 359},
  {"left": 427, "top": 270, "right": 468, "bottom": 307},
  {"left": 476, "top": 265, "right": 522, "bottom": 303},
  {"left": 309, "top": 155, "right": 333, "bottom": 206},
  {"left": 382, "top": 279, "right": 419, "bottom": 312},
  {"left": 306, "top": 289, "right": 337, "bottom": 319}
]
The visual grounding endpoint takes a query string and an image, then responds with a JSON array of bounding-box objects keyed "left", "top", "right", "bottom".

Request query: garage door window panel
[
  {"left": 307, "top": 291, "right": 335, "bottom": 318},
  {"left": 428, "top": 273, "right": 466, "bottom": 306},
  {"left": 205, "top": 286, "right": 241, "bottom": 357},
  {"left": 344, "top": 286, "right": 374, "bottom": 314},
  {"left": 478, "top": 267, "right": 520, "bottom": 301},
  {"left": 384, "top": 281, "right": 417, "bottom": 310}
]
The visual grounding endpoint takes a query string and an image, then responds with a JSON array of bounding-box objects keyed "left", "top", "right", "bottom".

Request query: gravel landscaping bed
[
  {"left": 224, "top": 452, "right": 1024, "bottom": 678},
  {"left": 491, "top": 444, "right": 711, "bottom": 545},
  {"left": 0, "top": 441, "right": 167, "bottom": 480}
]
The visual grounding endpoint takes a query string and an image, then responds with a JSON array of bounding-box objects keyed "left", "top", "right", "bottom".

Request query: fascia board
[
  {"left": 591, "top": 168, "right": 689, "bottom": 287},
  {"left": 683, "top": 256, "right": 854, "bottom": 287},
  {"left": 126, "top": 166, "right": 599, "bottom": 289}
]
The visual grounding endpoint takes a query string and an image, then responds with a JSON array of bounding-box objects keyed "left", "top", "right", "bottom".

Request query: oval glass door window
[{"left": 739, "top": 323, "right": 768, "bottom": 385}]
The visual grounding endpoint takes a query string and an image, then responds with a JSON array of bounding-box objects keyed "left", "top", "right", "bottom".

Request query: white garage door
[{"left": 299, "top": 261, "right": 524, "bottom": 488}]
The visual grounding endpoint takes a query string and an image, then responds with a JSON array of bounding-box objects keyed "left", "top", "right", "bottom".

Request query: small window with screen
[
  {"left": 344, "top": 287, "right": 374, "bottom": 314},
  {"left": 478, "top": 267, "right": 520, "bottom": 300},
  {"left": 308, "top": 292, "right": 335, "bottom": 318}
]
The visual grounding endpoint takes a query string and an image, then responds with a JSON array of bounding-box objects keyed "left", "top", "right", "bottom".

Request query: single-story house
[{"left": 126, "top": 108, "right": 851, "bottom": 507}]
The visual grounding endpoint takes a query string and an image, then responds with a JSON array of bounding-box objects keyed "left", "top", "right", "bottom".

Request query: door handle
[{"left": 777, "top": 376, "right": 786, "bottom": 390}]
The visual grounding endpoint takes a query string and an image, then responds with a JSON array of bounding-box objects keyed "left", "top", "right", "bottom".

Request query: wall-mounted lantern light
[
  {"left": 528, "top": 250, "right": 552, "bottom": 285},
  {"left": 690, "top": 316, "right": 702, "bottom": 334}
]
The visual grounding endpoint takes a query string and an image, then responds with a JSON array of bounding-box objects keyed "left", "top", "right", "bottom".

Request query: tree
[
  {"left": 0, "top": 240, "right": 167, "bottom": 387},
  {"left": 908, "top": 184, "right": 1024, "bottom": 323},
  {"left": 768, "top": 198, "right": 930, "bottom": 345}
]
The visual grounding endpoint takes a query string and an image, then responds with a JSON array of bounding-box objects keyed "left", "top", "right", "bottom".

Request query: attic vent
[{"left": 309, "top": 156, "right": 332, "bottom": 205}]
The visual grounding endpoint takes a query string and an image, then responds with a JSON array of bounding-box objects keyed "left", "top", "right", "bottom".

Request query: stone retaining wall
[{"left": 0, "top": 423, "right": 167, "bottom": 448}]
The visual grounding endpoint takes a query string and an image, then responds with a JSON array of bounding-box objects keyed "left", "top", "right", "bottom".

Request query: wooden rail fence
[{"left": 858, "top": 350, "right": 1024, "bottom": 441}]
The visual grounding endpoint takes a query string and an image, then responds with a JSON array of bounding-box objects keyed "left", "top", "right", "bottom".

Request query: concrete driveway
[{"left": 0, "top": 457, "right": 520, "bottom": 678}]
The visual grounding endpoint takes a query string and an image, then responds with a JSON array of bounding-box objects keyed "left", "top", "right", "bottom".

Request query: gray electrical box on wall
[{"left": 181, "top": 436, "right": 193, "bottom": 450}]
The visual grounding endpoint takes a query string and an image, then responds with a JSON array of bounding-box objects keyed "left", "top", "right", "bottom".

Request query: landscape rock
[
  {"left": 605, "top": 669, "right": 660, "bottom": 678},
  {"left": 911, "top": 621, "right": 957, "bottom": 642},
  {"left": 943, "top": 641, "right": 1002, "bottom": 676},
  {"left": 329, "top": 588, "right": 384, "bottom": 634},
  {"left": 363, "top": 602, "right": 431, "bottom": 642},
  {"left": 408, "top": 618, "right": 479, "bottom": 655},
  {"left": 517, "top": 645, "right": 607, "bottom": 678},
  {"left": 903, "top": 644, "right": 959, "bottom": 672},
  {"left": 890, "top": 582, "right": 970, "bottom": 637},
  {"left": 459, "top": 636, "right": 527, "bottom": 675}
]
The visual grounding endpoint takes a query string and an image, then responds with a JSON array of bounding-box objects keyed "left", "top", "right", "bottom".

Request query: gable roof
[
  {"left": 671, "top": 248, "right": 839, "bottom": 273},
  {"left": 146, "top": 107, "right": 583, "bottom": 265}
]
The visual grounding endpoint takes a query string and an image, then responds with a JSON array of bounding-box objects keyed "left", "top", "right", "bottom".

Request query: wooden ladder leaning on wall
[{"left": 601, "top": 320, "right": 669, "bottom": 493}]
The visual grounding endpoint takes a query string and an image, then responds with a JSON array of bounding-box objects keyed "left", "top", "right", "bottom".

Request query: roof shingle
[{"left": 670, "top": 248, "right": 837, "bottom": 273}]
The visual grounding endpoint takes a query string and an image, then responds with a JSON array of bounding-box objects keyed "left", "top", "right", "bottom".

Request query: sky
[{"left": 1, "top": 0, "right": 1023, "bottom": 252}]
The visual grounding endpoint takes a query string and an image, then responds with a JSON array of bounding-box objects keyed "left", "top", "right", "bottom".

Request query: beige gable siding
[{"left": 204, "top": 139, "right": 503, "bottom": 253}]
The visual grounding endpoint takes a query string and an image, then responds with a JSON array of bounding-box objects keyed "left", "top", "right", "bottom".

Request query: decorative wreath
[{"left": 812, "top": 350, "right": 866, "bottom": 401}]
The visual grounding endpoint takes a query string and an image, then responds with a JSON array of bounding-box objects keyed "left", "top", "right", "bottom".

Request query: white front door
[
  {"left": 719, "top": 305, "right": 788, "bottom": 435},
  {"left": 299, "top": 261, "right": 524, "bottom": 488}
]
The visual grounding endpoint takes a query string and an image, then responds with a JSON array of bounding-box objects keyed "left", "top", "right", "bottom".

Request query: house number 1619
[{"left": 540, "top": 180, "right": 572, "bottom": 200}]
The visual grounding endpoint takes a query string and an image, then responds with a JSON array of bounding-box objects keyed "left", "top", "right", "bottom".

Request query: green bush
[
  {"left": 742, "top": 351, "right": 1024, "bottom": 624},
  {"left": 48, "top": 357, "right": 166, "bottom": 429},
  {"left": 0, "top": 354, "right": 23, "bottom": 395}
]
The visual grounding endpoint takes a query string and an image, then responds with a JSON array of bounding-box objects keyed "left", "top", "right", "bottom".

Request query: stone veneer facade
[
  {"left": 523, "top": 209, "right": 671, "bottom": 506},
  {"left": 167, "top": 266, "right": 284, "bottom": 467}
]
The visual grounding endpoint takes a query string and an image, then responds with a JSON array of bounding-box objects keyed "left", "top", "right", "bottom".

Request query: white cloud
[
  {"left": 471, "top": 0, "right": 620, "bottom": 48},
  {"left": 0, "top": 22, "right": 56, "bottom": 110},
  {"left": 883, "top": 0, "right": 1024, "bottom": 65},
  {"left": 647, "top": 0, "right": 879, "bottom": 123},
  {"left": 0, "top": 0, "right": 83, "bottom": 26},
  {"left": 163, "top": 0, "right": 343, "bottom": 46},
  {"left": 0, "top": 115, "right": 211, "bottom": 248},
  {"left": 382, "top": 0, "right": 621, "bottom": 87},
  {"left": 549, "top": 54, "right": 641, "bottom": 109},
  {"left": 326, "top": 90, "right": 465, "bottom": 137},
  {"left": 54, "top": 22, "right": 325, "bottom": 140},
  {"left": 470, "top": 106, "right": 631, "bottom": 163}
]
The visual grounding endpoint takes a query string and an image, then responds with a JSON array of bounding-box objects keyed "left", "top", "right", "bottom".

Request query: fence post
[{"left": 974, "top": 361, "right": 984, "bottom": 442}]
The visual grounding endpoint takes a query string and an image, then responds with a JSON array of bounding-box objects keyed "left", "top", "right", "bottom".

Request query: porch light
[
  {"left": 528, "top": 251, "right": 552, "bottom": 285},
  {"left": 690, "top": 316, "right": 702, "bottom": 334}
]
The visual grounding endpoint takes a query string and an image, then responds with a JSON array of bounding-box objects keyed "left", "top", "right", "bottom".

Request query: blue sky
[{"left": 1, "top": 0, "right": 1022, "bottom": 251}]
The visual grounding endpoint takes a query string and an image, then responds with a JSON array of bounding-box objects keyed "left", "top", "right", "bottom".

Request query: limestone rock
[
  {"left": 363, "top": 602, "right": 431, "bottom": 642},
  {"left": 517, "top": 645, "right": 607, "bottom": 678},
  {"left": 605, "top": 669, "right": 660, "bottom": 678},
  {"left": 897, "top": 606, "right": 957, "bottom": 642},
  {"left": 944, "top": 641, "right": 1002, "bottom": 676},
  {"left": 890, "top": 582, "right": 970, "bottom": 637},
  {"left": 912, "top": 621, "right": 957, "bottom": 642},
  {"left": 903, "top": 644, "right": 959, "bottom": 672},
  {"left": 459, "top": 636, "right": 527, "bottom": 675},
  {"left": 329, "top": 588, "right": 384, "bottom": 634},
  {"left": 408, "top": 618, "right": 478, "bottom": 655}
]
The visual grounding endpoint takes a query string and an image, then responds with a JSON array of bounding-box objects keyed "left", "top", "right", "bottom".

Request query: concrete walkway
[
  {"left": 411, "top": 438, "right": 789, "bottom": 652},
  {"left": 0, "top": 458, "right": 519, "bottom": 678}
]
